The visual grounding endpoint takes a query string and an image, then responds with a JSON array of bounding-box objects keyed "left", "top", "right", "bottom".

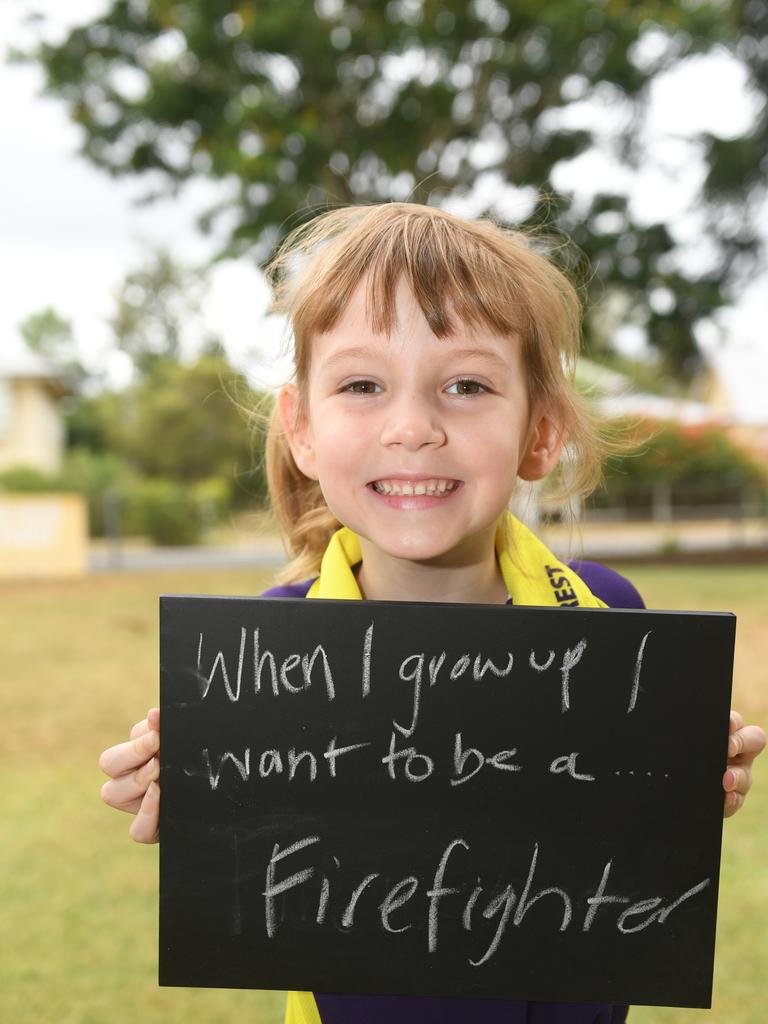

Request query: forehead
[{"left": 313, "top": 278, "right": 521, "bottom": 365}]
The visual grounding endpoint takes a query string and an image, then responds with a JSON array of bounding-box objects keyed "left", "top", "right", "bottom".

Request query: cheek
[
  {"left": 312, "top": 422, "right": 366, "bottom": 481},
  {"left": 467, "top": 415, "right": 527, "bottom": 470}
]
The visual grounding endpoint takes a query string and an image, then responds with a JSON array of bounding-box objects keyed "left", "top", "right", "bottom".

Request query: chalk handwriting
[
  {"left": 627, "top": 630, "right": 652, "bottom": 713},
  {"left": 361, "top": 623, "right": 374, "bottom": 698},
  {"left": 183, "top": 738, "right": 688, "bottom": 792},
  {"left": 263, "top": 835, "right": 320, "bottom": 938},
  {"left": 559, "top": 639, "right": 587, "bottom": 712},
  {"left": 198, "top": 628, "right": 336, "bottom": 702},
  {"left": 188, "top": 621, "right": 651, "bottom": 739},
  {"left": 191, "top": 737, "right": 371, "bottom": 789},
  {"left": 260, "top": 833, "right": 712, "bottom": 965},
  {"left": 380, "top": 877, "right": 419, "bottom": 933},
  {"left": 451, "top": 732, "right": 522, "bottom": 786},
  {"left": 550, "top": 752, "right": 596, "bottom": 782},
  {"left": 381, "top": 731, "right": 435, "bottom": 781},
  {"left": 529, "top": 649, "right": 556, "bottom": 672}
]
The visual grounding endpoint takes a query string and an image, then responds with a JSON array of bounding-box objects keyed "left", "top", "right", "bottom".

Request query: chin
[{"left": 374, "top": 534, "right": 469, "bottom": 565}]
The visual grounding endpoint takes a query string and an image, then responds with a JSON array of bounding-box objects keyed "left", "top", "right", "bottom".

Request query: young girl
[{"left": 100, "top": 203, "right": 765, "bottom": 1024}]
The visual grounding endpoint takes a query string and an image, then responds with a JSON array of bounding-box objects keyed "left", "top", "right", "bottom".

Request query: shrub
[
  {"left": 0, "top": 465, "right": 59, "bottom": 493},
  {"left": 123, "top": 477, "right": 206, "bottom": 546},
  {"left": 0, "top": 456, "right": 238, "bottom": 544},
  {"left": 598, "top": 420, "right": 768, "bottom": 508},
  {"left": 58, "top": 448, "right": 135, "bottom": 536}
]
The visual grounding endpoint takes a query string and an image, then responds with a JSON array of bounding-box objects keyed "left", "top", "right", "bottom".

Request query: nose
[{"left": 379, "top": 391, "right": 446, "bottom": 451}]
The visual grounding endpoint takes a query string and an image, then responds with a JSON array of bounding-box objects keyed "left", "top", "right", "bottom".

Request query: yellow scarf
[
  {"left": 285, "top": 512, "right": 603, "bottom": 1023},
  {"left": 305, "top": 510, "right": 605, "bottom": 608}
]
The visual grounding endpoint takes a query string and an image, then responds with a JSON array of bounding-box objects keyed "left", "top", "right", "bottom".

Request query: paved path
[
  {"left": 89, "top": 541, "right": 286, "bottom": 572},
  {"left": 541, "top": 517, "right": 768, "bottom": 558},
  {"left": 89, "top": 518, "right": 768, "bottom": 572}
]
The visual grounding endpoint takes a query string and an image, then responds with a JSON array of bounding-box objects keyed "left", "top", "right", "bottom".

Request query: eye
[
  {"left": 343, "top": 379, "right": 382, "bottom": 394},
  {"left": 446, "top": 378, "right": 488, "bottom": 396}
]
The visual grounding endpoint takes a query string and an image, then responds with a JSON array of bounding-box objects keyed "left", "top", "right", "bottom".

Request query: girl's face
[{"left": 282, "top": 280, "right": 562, "bottom": 570}]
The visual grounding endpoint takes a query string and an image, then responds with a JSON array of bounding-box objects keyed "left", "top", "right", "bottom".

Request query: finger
[
  {"left": 101, "top": 756, "right": 159, "bottom": 812},
  {"left": 129, "top": 717, "right": 150, "bottom": 741},
  {"left": 101, "top": 789, "right": 142, "bottom": 815},
  {"left": 129, "top": 781, "right": 160, "bottom": 844},
  {"left": 723, "top": 765, "right": 752, "bottom": 796},
  {"left": 99, "top": 729, "right": 159, "bottom": 778},
  {"left": 724, "top": 789, "right": 744, "bottom": 818},
  {"left": 729, "top": 710, "right": 744, "bottom": 734},
  {"left": 129, "top": 709, "right": 160, "bottom": 742},
  {"left": 728, "top": 724, "right": 767, "bottom": 762}
]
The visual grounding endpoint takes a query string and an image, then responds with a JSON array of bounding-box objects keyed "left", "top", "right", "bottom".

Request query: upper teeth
[{"left": 373, "top": 479, "right": 457, "bottom": 496}]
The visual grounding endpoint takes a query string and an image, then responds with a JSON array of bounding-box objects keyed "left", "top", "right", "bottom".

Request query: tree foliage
[
  {"left": 109, "top": 248, "right": 216, "bottom": 376},
  {"left": 89, "top": 248, "right": 271, "bottom": 521},
  {"left": 700, "top": 1, "right": 768, "bottom": 283},
  {"left": 19, "top": 306, "right": 87, "bottom": 392},
  {"left": 53, "top": 350, "right": 270, "bottom": 540},
  {"left": 91, "top": 352, "right": 267, "bottom": 500},
  {"left": 29, "top": 0, "right": 767, "bottom": 375}
]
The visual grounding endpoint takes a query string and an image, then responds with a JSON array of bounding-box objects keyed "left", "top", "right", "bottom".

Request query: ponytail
[{"left": 265, "top": 403, "right": 340, "bottom": 582}]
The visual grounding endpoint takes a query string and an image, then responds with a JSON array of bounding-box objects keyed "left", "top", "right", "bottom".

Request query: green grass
[
  {"left": 611, "top": 565, "right": 768, "bottom": 1023},
  {"left": 1, "top": 566, "right": 766, "bottom": 1023}
]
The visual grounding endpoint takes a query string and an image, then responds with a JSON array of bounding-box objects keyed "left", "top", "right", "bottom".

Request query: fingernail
[
  {"left": 724, "top": 769, "right": 735, "bottom": 791},
  {"left": 728, "top": 736, "right": 739, "bottom": 757}
]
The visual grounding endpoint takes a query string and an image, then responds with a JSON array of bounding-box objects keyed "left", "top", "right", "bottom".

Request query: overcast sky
[{"left": 2, "top": 1, "right": 766, "bottom": 420}]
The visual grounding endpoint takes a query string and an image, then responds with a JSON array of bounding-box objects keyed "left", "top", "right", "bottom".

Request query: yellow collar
[{"left": 306, "top": 511, "right": 605, "bottom": 608}]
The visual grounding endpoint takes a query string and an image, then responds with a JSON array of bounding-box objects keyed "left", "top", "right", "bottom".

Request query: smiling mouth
[{"left": 371, "top": 478, "right": 460, "bottom": 496}]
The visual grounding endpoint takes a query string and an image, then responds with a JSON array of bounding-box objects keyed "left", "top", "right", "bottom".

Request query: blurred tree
[
  {"left": 109, "top": 248, "right": 216, "bottom": 376},
  {"left": 60, "top": 249, "right": 270, "bottom": 515},
  {"left": 19, "top": 306, "right": 87, "bottom": 392},
  {"left": 700, "top": 0, "right": 767, "bottom": 289},
  {"left": 104, "top": 351, "right": 268, "bottom": 503},
  {"left": 66, "top": 392, "right": 115, "bottom": 451},
  {"left": 28, "top": 0, "right": 766, "bottom": 376}
]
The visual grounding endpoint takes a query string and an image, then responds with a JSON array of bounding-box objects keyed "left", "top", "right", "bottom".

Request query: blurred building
[
  {"left": 577, "top": 359, "right": 719, "bottom": 426},
  {"left": 0, "top": 351, "right": 86, "bottom": 577},
  {"left": 698, "top": 358, "right": 768, "bottom": 467},
  {"left": 579, "top": 357, "right": 768, "bottom": 461},
  {"left": 704, "top": 346, "right": 768, "bottom": 429},
  {"left": 0, "top": 350, "right": 68, "bottom": 474}
]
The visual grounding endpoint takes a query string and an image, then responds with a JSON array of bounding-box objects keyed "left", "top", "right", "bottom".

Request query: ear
[
  {"left": 518, "top": 410, "right": 565, "bottom": 481},
  {"left": 277, "top": 385, "right": 319, "bottom": 481}
]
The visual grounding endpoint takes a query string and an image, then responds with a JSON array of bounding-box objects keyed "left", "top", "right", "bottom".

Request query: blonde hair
[{"left": 265, "top": 202, "right": 606, "bottom": 582}]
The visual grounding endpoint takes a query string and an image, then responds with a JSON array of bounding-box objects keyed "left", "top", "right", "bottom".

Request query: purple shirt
[
  {"left": 262, "top": 561, "right": 643, "bottom": 1024},
  {"left": 262, "top": 560, "right": 645, "bottom": 612}
]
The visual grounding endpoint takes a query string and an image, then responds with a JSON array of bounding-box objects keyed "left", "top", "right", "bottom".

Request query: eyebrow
[
  {"left": 318, "top": 345, "right": 513, "bottom": 374},
  {"left": 319, "top": 346, "right": 381, "bottom": 371},
  {"left": 442, "top": 347, "right": 513, "bottom": 373}
]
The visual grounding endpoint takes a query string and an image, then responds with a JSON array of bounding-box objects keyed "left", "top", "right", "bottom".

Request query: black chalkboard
[{"left": 159, "top": 596, "right": 735, "bottom": 1008}]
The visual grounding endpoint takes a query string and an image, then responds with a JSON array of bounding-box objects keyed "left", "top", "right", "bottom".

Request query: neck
[{"left": 355, "top": 529, "right": 508, "bottom": 605}]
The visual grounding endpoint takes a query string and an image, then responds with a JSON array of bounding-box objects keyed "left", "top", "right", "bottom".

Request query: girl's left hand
[{"left": 723, "top": 710, "right": 766, "bottom": 818}]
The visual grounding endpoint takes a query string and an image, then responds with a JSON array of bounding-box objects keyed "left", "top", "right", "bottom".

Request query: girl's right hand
[{"left": 99, "top": 707, "right": 161, "bottom": 844}]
